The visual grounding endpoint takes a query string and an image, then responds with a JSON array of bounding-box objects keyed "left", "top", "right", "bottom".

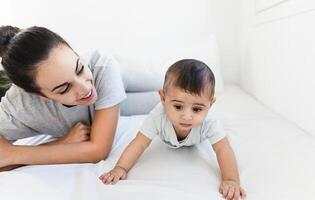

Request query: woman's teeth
[{"left": 82, "top": 90, "right": 92, "bottom": 99}]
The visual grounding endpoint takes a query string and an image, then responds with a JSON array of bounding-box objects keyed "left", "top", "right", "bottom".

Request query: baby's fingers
[
  {"left": 99, "top": 172, "right": 109, "bottom": 181},
  {"left": 219, "top": 186, "right": 223, "bottom": 194},
  {"left": 100, "top": 172, "right": 114, "bottom": 184},
  {"left": 105, "top": 173, "right": 117, "bottom": 184},
  {"left": 99, "top": 174, "right": 105, "bottom": 180},
  {"left": 121, "top": 172, "right": 127, "bottom": 180},
  {"left": 240, "top": 187, "right": 246, "bottom": 199},
  {"left": 232, "top": 188, "right": 240, "bottom": 200},
  {"left": 226, "top": 187, "right": 234, "bottom": 199},
  {"left": 112, "top": 175, "right": 121, "bottom": 184},
  {"left": 220, "top": 184, "right": 229, "bottom": 197}
]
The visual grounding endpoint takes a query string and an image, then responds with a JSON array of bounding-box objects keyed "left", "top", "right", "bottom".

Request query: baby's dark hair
[
  {"left": 0, "top": 25, "right": 71, "bottom": 94},
  {"left": 163, "top": 59, "right": 215, "bottom": 99}
]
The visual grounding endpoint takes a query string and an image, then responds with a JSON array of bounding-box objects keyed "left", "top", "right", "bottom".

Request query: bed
[
  {"left": 1, "top": 35, "right": 314, "bottom": 199},
  {"left": 0, "top": 85, "right": 314, "bottom": 200}
]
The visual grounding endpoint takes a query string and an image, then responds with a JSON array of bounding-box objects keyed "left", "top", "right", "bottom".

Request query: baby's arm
[
  {"left": 99, "top": 132, "right": 151, "bottom": 184},
  {"left": 212, "top": 137, "right": 246, "bottom": 200}
]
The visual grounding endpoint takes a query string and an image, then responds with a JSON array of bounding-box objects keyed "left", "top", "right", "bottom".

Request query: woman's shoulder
[
  {"left": 82, "top": 51, "right": 117, "bottom": 71},
  {"left": 0, "top": 84, "right": 42, "bottom": 113},
  {"left": 83, "top": 51, "right": 122, "bottom": 85},
  {"left": 83, "top": 51, "right": 126, "bottom": 109},
  {"left": 2, "top": 84, "right": 26, "bottom": 102},
  {"left": 83, "top": 51, "right": 122, "bottom": 83}
]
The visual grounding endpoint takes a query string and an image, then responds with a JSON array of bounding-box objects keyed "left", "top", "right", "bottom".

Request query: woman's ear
[
  {"left": 158, "top": 90, "right": 166, "bottom": 103},
  {"left": 39, "top": 95, "right": 49, "bottom": 101},
  {"left": 37, "top": 92, "right": 49, "bottom": 101}
]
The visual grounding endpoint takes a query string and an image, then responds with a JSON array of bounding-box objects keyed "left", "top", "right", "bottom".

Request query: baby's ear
[
  {"left": 158, "top": 90, "right": 166, "bottom": 103},
  {"left": 210, "top": 97, "right": 216, "bottom": 106}
]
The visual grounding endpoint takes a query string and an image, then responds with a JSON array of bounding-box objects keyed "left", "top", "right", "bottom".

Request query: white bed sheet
[{"left": 0, "top": 85, "right": 314, "bottom": 200}]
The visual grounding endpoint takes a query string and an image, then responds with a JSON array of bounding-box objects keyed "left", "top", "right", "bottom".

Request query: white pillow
[
  {"left": 120, "top": 91, "right": 160, "bottom": 116},
  {"left": 116, "top": 55, "right": 163, "bottom": 92},
  {"left": 116, "top": 34, "right": 224, "bottom": 94}
]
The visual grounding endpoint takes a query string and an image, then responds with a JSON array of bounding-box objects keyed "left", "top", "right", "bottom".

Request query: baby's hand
[
  {"left": 219, "top": 180, "right": 246, "bottom": 200},
  {"left": 99, "top": 166, "right": 127, "bottom": 185}
]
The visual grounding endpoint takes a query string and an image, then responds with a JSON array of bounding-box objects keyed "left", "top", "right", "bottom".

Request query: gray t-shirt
[
  {"left": 140, "top": 103, "right": 226, "bottom": 148},
  {"left": 0, "top": 51, "right": 126, "bottom": 142}
]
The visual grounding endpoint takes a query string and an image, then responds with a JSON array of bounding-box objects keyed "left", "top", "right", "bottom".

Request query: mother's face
[{"left": 35, "top": 44, "right": 97, "bottom": 106}]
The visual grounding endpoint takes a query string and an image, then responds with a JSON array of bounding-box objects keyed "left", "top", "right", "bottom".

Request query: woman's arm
[
  {"left": 0, "top": 122, "right": 91, "bottom": 171},
  {"left": 0, "top": 105, "right": 119, "bottom": 169},
  {"left": 0, "top": 165, "right": 24, "bottom": 172}
]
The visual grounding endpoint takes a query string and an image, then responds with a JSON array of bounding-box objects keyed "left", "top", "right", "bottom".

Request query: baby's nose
[{"left": 181, "top": 110, "right": 193, "bottom": 120}]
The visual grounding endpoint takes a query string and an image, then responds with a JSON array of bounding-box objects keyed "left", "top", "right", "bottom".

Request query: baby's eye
[
  {"left": 173, "top": 105, "right": 183, "bottom": 110},
  {"left": 192, "top": 107, "right": 203, "bottom": 113}
]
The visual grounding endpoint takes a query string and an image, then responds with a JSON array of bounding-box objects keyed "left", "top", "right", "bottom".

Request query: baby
[{"left": 99, "top": 59, "right": 246, "bottom": 200}]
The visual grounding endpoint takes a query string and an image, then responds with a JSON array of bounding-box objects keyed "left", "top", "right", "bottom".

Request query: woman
[{"left": 0, "top": 26, "right": 126, "bottom": 171}]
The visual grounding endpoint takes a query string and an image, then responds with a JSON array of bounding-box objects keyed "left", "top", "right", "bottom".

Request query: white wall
[
  {"left": 239, "top": 0, "right": 315, "bottom": 135},
  {"left": 1, "top": 0, "right": 240, "bottom": 84},
  {"left": 0, "top": 0, "right": 13, "bottom": 70},
  {"left": 3, "top": 0, "right": 314, "bottom": 135}
]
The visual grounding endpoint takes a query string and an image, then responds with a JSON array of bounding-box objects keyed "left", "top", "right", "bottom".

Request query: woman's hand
[
  {"left": 99, "top": 166, "right": 128, "bottom": 185},
  {"left": 60, "top": 122, "right": 90, "bottom": 144},
  {"left": 219, "top": 180, "right": 246, "bottom": 200}
]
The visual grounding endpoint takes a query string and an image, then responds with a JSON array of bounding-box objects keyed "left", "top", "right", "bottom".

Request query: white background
[
  {"left": 0, "top": 0, "right": 240, "bottom": 84},
  {"left": 239, "top": 0, "right": 315, "bottom": 135},
  {"left": 1, "top": 0, "right": 315, "bottom": 135}
]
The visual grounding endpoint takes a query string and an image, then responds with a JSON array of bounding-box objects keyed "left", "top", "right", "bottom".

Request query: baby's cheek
[
  {"left": 194, "top": 116, "right": 205, "bottom": 126},
  {"left": 167, "top": 112, "right": 178, "bottom": 123}
]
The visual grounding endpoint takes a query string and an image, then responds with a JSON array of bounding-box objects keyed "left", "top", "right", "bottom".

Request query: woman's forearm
[
  {"left": 41, "top": 137, "right": 64, "bottom": 146},
  {"left": 9, "top": 141, "right": 104, "bottom": 166},
  {"left": 0, "top": 164, "right": 25, "bottom": 172},
  {"left": 1, "top": 106, "right": 119, "bottom": 167},
  {"left": 8, "top": 106, "right": 121, "bottom": 166}
]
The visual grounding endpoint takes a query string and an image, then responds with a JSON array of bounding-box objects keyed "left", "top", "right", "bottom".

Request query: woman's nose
[{"left": 75, "top": 78, "right": 90, "bottom": 97}]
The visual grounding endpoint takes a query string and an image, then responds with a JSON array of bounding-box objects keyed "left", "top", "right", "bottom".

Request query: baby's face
[{"left": 160, "top": 86, "right": 215, "bottom": 135}]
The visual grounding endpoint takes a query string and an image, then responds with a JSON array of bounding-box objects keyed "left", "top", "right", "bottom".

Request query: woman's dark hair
[
  {"left": 163, "top": 59, "right": 216, "bottom": 98},
  {"left": 0, "top": 25, "right": 71, "bottom": 94},
  {"left": 0, "top": 70, "right": 11, "bottom": 99}
]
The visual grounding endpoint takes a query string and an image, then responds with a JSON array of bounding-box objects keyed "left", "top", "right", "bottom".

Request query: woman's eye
[
  {"left": 174, "top": 105, "right": 183, "bottom": 110},
  {"left": 192, "top": 107, "right": 202, "bottom": 113},
  {"left": 77, "top": 65, "right": 85, "bottom": 75},
  {"left": 60, "top": 85, "right": 70, "bottom": 95}
]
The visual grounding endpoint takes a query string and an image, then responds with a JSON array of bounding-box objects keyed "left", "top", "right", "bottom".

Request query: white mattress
[{"left": 1, "top": 85, "right": 314, "bottom": 200}]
